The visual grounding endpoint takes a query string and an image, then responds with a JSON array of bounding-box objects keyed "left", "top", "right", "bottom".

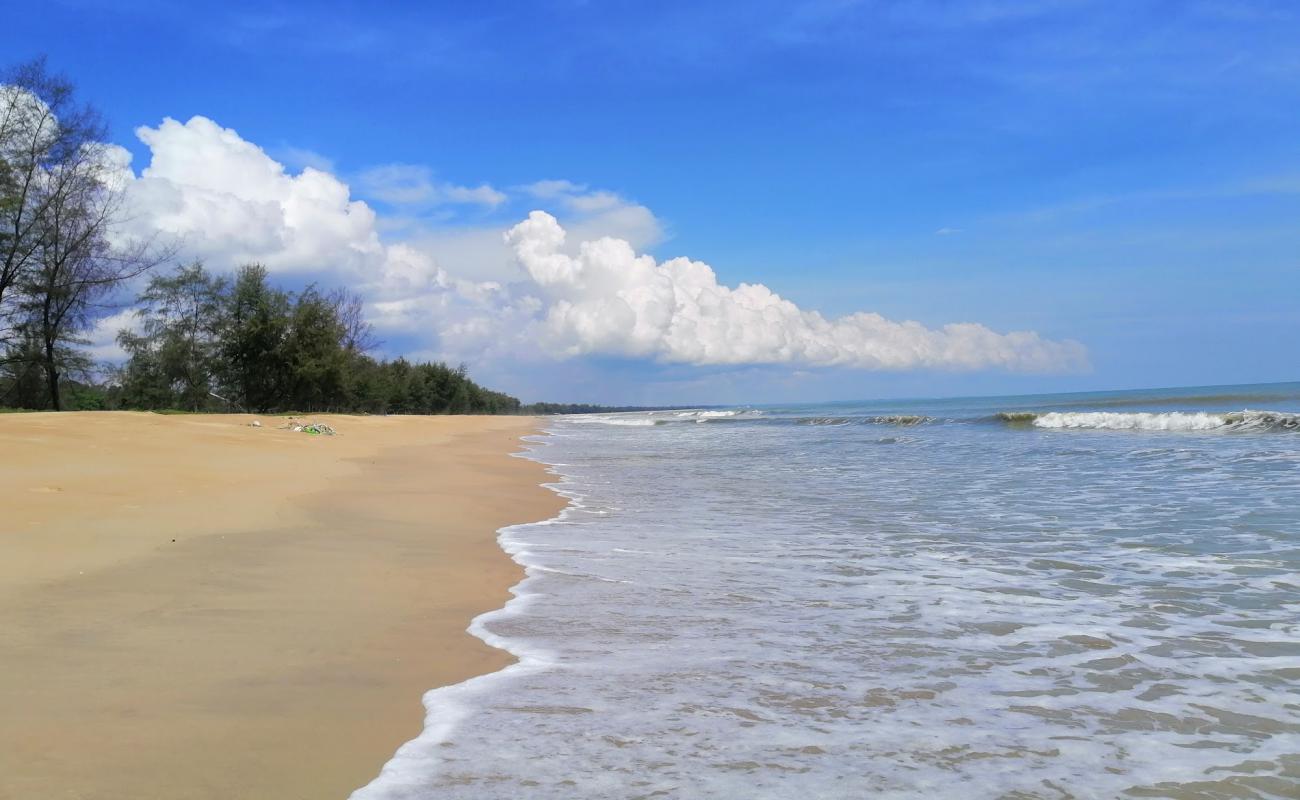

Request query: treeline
[{"left": 105, "top": 262, "right": 521, "bottom": 415}]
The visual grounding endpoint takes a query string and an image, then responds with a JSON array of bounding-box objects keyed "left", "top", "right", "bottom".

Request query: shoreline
[
  {"left": 351, "top": 425, "right": 573, "bottom": 798},
  {"left": 0, "top": 411, "right": 565, "bottom": 800}
]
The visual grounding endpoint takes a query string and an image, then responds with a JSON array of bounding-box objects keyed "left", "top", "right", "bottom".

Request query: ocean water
[{"left": 354, "top": 382, "right": 1300, "bottom": 800}]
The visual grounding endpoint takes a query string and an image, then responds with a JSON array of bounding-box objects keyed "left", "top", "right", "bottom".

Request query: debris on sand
[{"left": 278, "top": 418, "right": 338, "bottom": 436}]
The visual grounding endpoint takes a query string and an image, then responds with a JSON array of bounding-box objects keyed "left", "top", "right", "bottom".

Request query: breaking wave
[
  {"left": 675, "top": 409, "right": 765, "bottom": 422},
  {"left": 568, "top": 405, "right": 1299, "bottom": 433},
  {"left": 566, "top": 409, "right": 764, "bottom": 427},
  {"left": 565, "top": 415, "right": 660, "bottom": 427},
  {"left": 1000, "top": 409, "right": 1300, "bottom": 432},
  {"left": 795, "top": 415, "right": 934, "bottom": 427}
]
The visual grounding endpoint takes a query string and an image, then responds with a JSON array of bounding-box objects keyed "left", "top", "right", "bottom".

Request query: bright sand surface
[{"left": 0, "top": 412, "right": 563, "bottom": 800}]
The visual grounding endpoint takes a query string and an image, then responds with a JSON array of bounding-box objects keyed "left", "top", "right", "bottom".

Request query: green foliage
[
  {"left": 0, "top": 331, "right": 105, "bottom": 410},
  {"left": 219, "top": 265, "right": 291, "bottom": 412},
  {"left": 0, "top": 333, "right": 49, "bottom": 408},
  {"left": 2, "top": 260, "right": 650, "bottom": 416},
  {"left": 281, "top": 287, "right": 346, "bottom": 412},
  {"left": 108, "top": 262, "right": 523, "bottom": 415},
  {"left": 64, "top": 382, "right": 106, "bottom": 410},
  {"left": 117, "top": 261, "right": 228, "bottom": 411}
]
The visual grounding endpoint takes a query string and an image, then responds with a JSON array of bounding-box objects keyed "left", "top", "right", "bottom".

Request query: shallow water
[{"left": 355, "top": 383, "right": 1300, "bottom": 799}]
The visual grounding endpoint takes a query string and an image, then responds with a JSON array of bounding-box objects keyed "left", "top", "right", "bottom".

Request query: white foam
[
  {"left": 353, "top": 411, "right": 1300, "bottom": 799},
  {"left": 673, "top": 408, "right": 758, "bottom": 422},
  {"left": 1035, "top": 411, "right": 1230, "bottom": 430},
  {"left": 564, "top": 414, "right": 657, "bottom": 426},
  {"left": 1032, "top": 409, "right": 1300, "bottom": 431}
]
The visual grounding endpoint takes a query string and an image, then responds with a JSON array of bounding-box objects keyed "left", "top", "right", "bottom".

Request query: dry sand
[{"left": 0, "top": 411, "right": 563, "bottom": 800}]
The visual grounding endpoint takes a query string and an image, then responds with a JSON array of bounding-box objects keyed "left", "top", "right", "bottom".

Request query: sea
[{"left": 354, "top": 382, "right": 1300, "bottom": 800}]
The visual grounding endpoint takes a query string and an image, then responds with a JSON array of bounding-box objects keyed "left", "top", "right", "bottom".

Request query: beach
[{"left": 0, "top": 412, "right": 562, "bottom": 800}]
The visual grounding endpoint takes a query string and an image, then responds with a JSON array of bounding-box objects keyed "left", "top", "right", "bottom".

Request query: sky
[{"left": 8, "top": 0, "right": 1300, "bottom": 404}]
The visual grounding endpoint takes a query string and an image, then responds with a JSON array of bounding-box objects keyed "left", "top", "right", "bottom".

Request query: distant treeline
[
  {"left": 0, "top": 259, "right": 682, "bottom": 416},
  {"left": 2, "top": 262, "right": 524, "bottom": 414}
]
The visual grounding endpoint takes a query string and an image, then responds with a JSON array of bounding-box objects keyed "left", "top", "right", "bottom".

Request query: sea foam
[
  {"left": 1029, "top": 409, "right": 1300, "bottom": 431},
  {"left": 355, "top": 400, "right": 1300, "bottom": 798}
]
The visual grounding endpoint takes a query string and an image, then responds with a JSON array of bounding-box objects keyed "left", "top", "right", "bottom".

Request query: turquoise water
[{"left": 356, "top": 382, "right": 1300, "bottom": 799}]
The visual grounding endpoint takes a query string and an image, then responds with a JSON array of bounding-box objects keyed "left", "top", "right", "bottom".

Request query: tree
[
  {"left": 117, "top": 261, "right": 228, "bottom": 410},
  {"left": 15, "top": 148, "right": 163, "bottom": 410},
  {"left": 282, "top": 286, "right": 346, "bottom": 411},
  {"left": 218, "top": 265, "right": 290, "bottom": 412},
  {"left": 0, "top": 330, "right": 49, "bottom": 408},
  {"left": 1, "top": 57, "right": 109, "bottom": 350},
  {"left": 1, "top": 57, "right": 167, "bottom": 409},
  {"left": 328, "top": 287, "right": 378, "bottom": 355}
]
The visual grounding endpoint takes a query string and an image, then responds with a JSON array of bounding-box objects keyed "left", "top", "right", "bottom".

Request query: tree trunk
[{"left": 44, "top": 345, "right": 61, "bottom": 410}]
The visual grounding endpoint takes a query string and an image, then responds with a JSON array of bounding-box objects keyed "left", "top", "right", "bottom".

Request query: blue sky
[{"left": 11, "top": 0, "right": 1300, "bottom": 404}]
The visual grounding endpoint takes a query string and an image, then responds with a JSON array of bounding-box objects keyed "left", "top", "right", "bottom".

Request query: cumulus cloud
[
  {"left": 517, "top": 179, "right": 665, "bottom": 253},
  {"left": 565, "top": 200, "right": 663, "bottom": 253},
  {"left": 113, "top": 115, "right": 458, "bottom": 308},
  {"left": 505, "top": 211, "right": 1087, "bottom": 372},
  {"left": 411, "top": 182, "right": 665, "bottom": 283},
  {"left": 104, "top": 114, "right": 1085, "bottom": 377},
  {"left": 119, "top": 116, "right": 391, "bottom": 277},
  {"left": 274, "top": 145, "right": 336, "bottom": 174}
]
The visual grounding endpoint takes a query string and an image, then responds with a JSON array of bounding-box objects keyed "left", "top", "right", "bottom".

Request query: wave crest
[
  {"left": 1003, "top": 410, "right": 1300, "bottom": 432},
  {"left": 795, "top": 415, "right": 933, "bottom": 427}
]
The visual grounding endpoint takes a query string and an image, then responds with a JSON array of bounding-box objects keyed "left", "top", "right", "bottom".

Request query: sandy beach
[{"left": 0, "top": 412, "right": 562, "bottom": 800}]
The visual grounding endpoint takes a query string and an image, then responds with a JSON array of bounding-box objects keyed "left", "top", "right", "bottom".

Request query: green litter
[{"left": 278, "top": 419, "right": 338, "bottom": 436}]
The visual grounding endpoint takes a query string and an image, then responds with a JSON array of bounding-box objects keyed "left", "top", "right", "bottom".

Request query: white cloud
[
  {"left": 522, "top": 179, "right": 587, "bottom": 198},
  {"left": 520, "top": 178, "right": 662, "bottom": 235},
  {"left": 107, "top": 114, "right": 1085, "bottom": 377},
  {"left": 504, "top": 211, "right": 1087, "bottom": 372},
  {"left": 115, "top": 115, "right": 459, "bottom": 307},
  {"left": 565, "top": 200, "right": 664, "bottom": 252},
  {"left": 565, "top": 190, "right": 624, "bottom": 213},
  {"left": 357, "top": 162, "right": 505, "bottom": 208},
  {"left": 275, "top": 145, "right": 336, "bottom": 174},
  {"left": 121, "top": 116, "right": 389, "bottom": 276},
  {"left": 442, "top": 183, "right": 508, "bottom": 207},
  {"left": 517, "top": 180, "right": 666, "bottom": 253},
  {"left": 84, "top": 309, "right": 139, "bottom": 363},
  {"left": 408, "top": 183, "right": 665, "bottom": 284},
  {"left": 357, "top": 164, "right": 434, "bottom": 205}
]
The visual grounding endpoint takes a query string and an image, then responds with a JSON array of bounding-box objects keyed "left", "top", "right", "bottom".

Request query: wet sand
[{"left": 0, "top": 412, "right": 562, "bottom": 800}]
